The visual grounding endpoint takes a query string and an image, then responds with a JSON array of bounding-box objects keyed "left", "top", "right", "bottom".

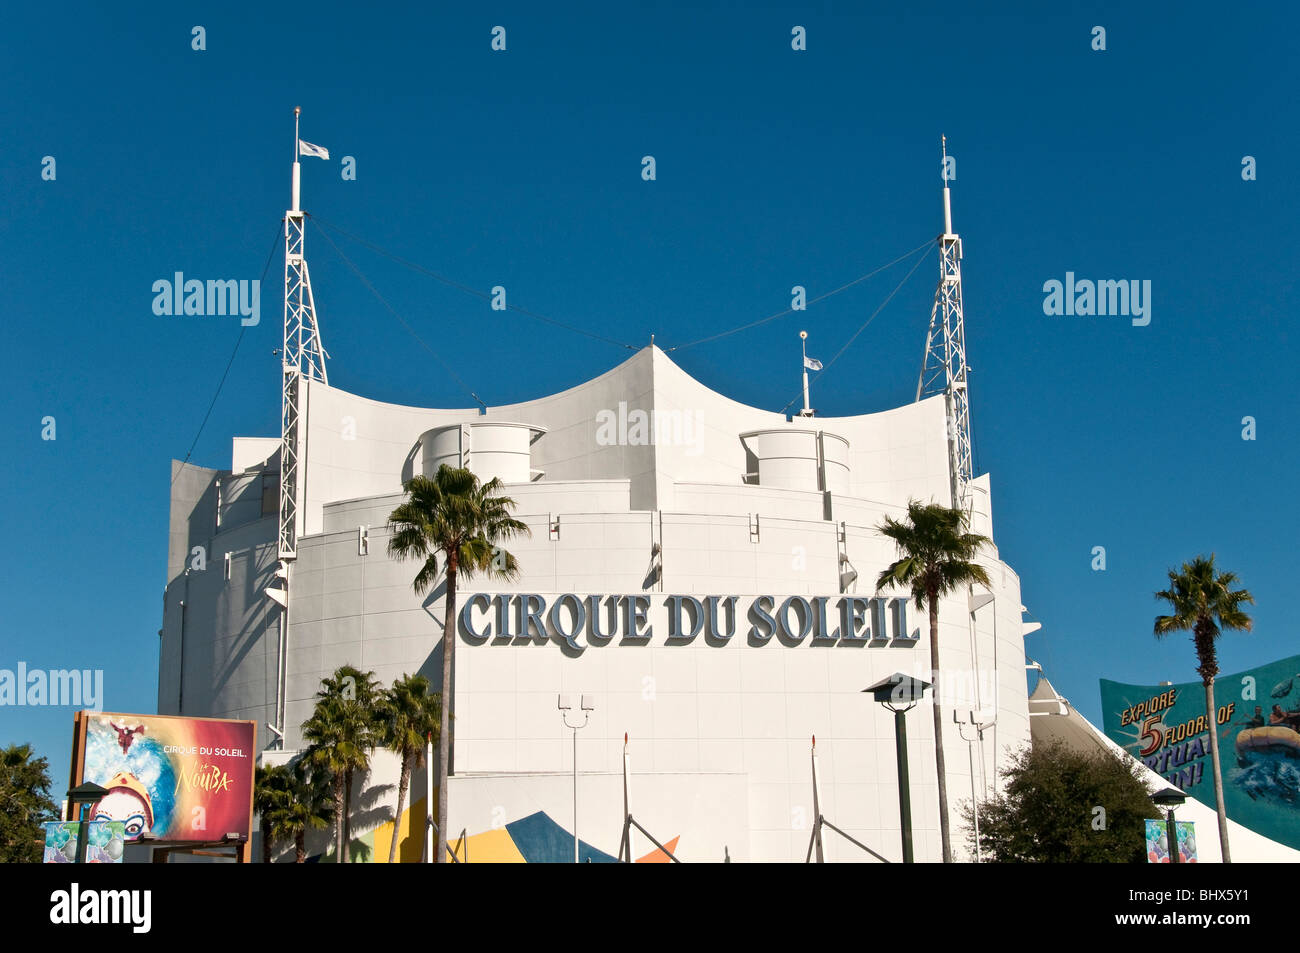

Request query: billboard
[
  {"left": 1100, "top": 654, "right": 1300, "bottom": 852},
  {"left": 69, "top": 711, "right": 256, "bottom": 844}
]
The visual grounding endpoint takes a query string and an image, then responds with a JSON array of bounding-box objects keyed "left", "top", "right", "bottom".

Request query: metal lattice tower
[
  {"left": 279, "top": 107, "right": 329, "bottom": 560},
  {"left": 916, "top": 136, "right": 972, "bottom": 515}
]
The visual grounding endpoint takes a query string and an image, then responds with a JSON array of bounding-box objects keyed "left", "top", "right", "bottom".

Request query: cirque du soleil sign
[{"left": 460, "top": 592, "right": 920, "bottom": 651}]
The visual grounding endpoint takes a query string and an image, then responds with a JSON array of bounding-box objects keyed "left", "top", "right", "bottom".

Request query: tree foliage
[
  {"left": 378, "top": 673, "right": 441, "bottom": 863},
  {"left": 875, "top": 500, "right": 992, "bottom": 610},
  {"left": 386, "top": 466, "right": 530, "bottom": 597},
  {"left": 302, "top": 664, "right": 382, "bottom": 863},
  {"left": 0, "top": 743, "right": 58, "bottom": 863},
  {"left": 256, "top": 757, "right": 335, "bottom": 863},
  {"left": 969, "top": 740, "right": 1161, "bottom": 863},
  {"left": 254, "top": 762, "right": 292, "bottom": 864},
  {"left": 1154, "top": 553, "right": 1254, "bottom": 684}
]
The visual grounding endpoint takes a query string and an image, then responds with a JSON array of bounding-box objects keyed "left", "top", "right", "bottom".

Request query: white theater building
[{"left": 158, "top": 130, "right": 1037, "bottom": 862}]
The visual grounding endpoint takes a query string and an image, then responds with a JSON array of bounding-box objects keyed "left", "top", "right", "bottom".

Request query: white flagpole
[
  {"left": 623, "top": 733, "right": 635, "bottom": 862},
  {"left": 811, "top": 735, "right": 826, "bottom": 862},
  {"left": 942, "top": 134, "right": 953, "bottom": 235},
  {"left": 800, "top": 330, "right": 811, "bottom": 416},
  {"left": 426, "top": 731, "right": 434, "bottom": 864},
  {"left": 291, "top": 106, "right": 302, "bottom": 212}
]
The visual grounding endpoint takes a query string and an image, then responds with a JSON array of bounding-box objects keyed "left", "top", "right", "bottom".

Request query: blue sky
[{"left": 2, "top": 2, "right": 1296, "bottom": 799}]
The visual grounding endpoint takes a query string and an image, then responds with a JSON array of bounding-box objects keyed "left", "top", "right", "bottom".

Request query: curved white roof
[{"left": 285, "top": 345, "right": 964, "bottom": 535}]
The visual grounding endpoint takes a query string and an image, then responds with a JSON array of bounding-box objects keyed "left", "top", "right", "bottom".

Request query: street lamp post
[
  {"left": 1152, "top": 788, "right": 1187, "bottom": 864},
  {"left": 865, "top": 673, "right": 931, "bottom": 864},
  {"left": 558, "top": 694, "right": 595, "bottom": 864}
]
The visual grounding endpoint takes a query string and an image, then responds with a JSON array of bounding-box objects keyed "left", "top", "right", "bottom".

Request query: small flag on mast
[
  {"left": 298, "top": 139, "right": 330, "bottom": 160},
  {"left": 803, "top": 355, "right": 823, "bottom": 372}
]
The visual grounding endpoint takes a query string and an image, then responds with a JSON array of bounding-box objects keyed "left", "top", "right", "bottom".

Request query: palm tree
[
  {"left": 278, "top": 759, "right": 335, "bottom": 863},
  {"left": 378, "top": 673, "right": 442, "bottom": 863},
  {"left": 255, "top": 759, "right": 334, "bottom": 863},
  {"left": 254, "top": 763, "right": 293, "bottom": 863},
  {"left": 875, "top": 500, "right": 991, "bottom": 863},
  {"left": 387, "top": 465, "right": 530, "bottom": 863},
  {"left": 301, "top": 665, "right": 381, "bottom": 863},
  {"left": 1154, "top": 554, "right": 1254, "bottom": 864}
]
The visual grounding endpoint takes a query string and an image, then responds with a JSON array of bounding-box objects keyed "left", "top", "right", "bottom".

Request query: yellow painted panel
[
  {"left": 447, "top": 827, "right": 527, "bottom": 864},
  {"left": 372, "top": 793, "right": 436, "bottom": 864}
]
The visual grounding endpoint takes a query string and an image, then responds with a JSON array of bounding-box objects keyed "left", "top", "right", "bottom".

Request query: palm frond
[
  {"left": 1153, "top": 553, "right": 1254, "bottom": 652},
  {"left": 873, "top": 500, "right": 991, "bottom": 607},
  {"left": 386, "top": 464, "right": 533, "bottom": 590}
]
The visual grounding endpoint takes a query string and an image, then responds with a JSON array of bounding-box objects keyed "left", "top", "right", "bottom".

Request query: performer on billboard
[{"left": 93, "top": 772, "right": 156, "bottom": 838}]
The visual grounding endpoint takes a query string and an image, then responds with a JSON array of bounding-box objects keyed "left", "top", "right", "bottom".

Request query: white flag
[
  {"left": 298, "top": 139, "right": 330, "bottom": 160},
  {"left": 803, "top": 356, "right": 823, "bottom": 371}
]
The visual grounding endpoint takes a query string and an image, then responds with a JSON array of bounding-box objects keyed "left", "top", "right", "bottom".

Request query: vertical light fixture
[{"left": 559, "top": 694, "right": 595, "bottom": 863}]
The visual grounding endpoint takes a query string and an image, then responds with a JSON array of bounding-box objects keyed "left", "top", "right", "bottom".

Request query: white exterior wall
[{"left": 162, "top": 346, "right": 1033, "bottom": 862}]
